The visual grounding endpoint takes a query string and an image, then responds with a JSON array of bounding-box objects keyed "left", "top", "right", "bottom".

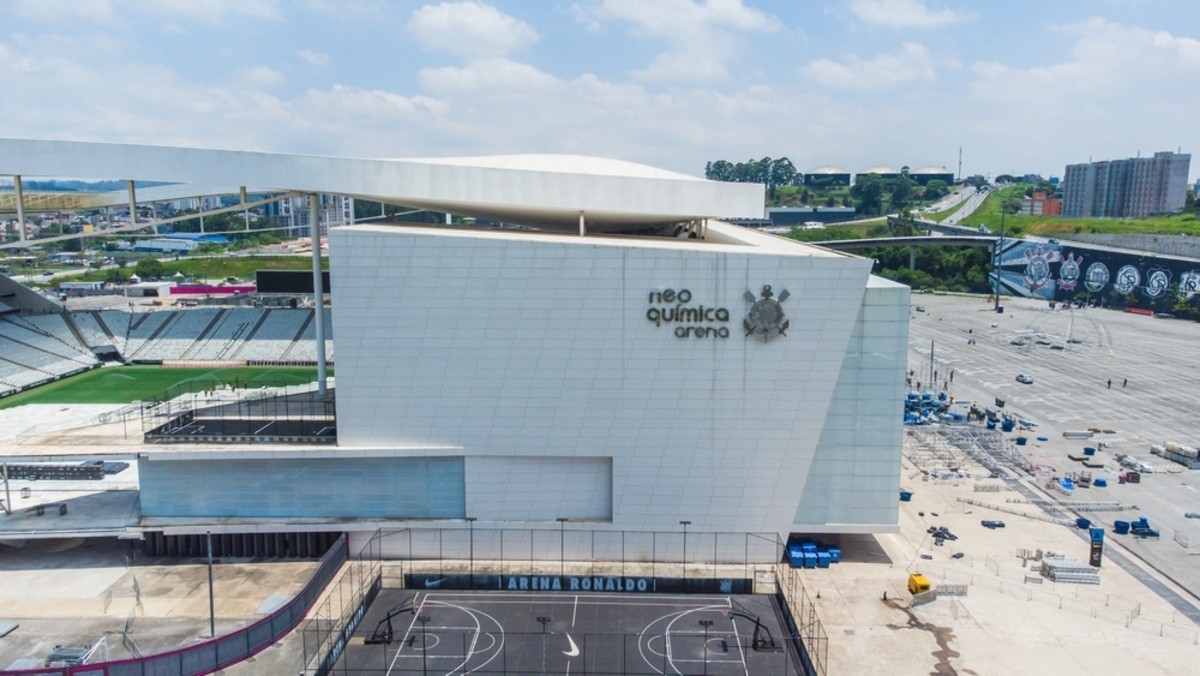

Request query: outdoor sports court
[{"left": 338, "top": 589, "right": 801, "bottom": 675}]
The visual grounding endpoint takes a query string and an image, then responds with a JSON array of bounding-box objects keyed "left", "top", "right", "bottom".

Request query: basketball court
[{"left": 337, "top": 589, "right": 800, "bottom": 675}]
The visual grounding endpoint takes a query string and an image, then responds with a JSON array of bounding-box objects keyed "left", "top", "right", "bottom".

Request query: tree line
[
  {"left": 704, "top": 157, "right": 800, "bottom": 200},
  {"left": 704, "top": 157, "right": 949, "bottom": 216}
]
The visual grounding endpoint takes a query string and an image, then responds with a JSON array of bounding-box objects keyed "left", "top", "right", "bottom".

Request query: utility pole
[
  {"left": 994, "top": 205, "right": 1007, "bottom": 313},
  {"left": 206, "top": 531, "right": 216, "bottom": 638}
]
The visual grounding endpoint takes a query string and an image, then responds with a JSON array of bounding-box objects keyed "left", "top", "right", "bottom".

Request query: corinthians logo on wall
[{"left": 743, "top": 285, "right": 790, "bottom": 341}]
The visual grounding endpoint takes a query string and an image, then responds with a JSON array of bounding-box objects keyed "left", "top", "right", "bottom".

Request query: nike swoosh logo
[
  {"left": 424, "top": 577, "right": 447, "bottom": 588},
  {"left": 563, "top": 632, "right": 580, "bottom": 657}
]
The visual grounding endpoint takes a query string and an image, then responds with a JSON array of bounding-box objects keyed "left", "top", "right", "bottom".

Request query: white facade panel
[
  {"left": 330, "top": 223, "right": 904, "bottom": 536},
  {"left": 466, "top": 456, "right": 612, "bottom": 521}
]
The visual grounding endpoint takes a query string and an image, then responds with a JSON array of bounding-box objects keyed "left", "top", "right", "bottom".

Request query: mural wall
[{"left": 990, "top": 239, "right": 1200, "bottom": 310}]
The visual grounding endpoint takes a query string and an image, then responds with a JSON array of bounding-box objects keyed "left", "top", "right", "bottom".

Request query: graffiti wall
[{"left": 989, "top": 239, "right": 1200, "bottom": 310}]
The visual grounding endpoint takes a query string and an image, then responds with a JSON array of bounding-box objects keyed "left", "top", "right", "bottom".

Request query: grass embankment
[
  {"left": 0, "top": 365, "right": 330, "bottom": 409},
  {"left": 969, "top": 187, "right": 1200, "bottom": 238}
]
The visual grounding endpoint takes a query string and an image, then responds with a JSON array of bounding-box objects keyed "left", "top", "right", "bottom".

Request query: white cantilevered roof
[{"left": 0, "top": 139, "right": 763, "bottom": 230}]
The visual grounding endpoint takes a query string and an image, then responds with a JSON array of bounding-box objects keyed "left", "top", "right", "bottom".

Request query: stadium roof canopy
[
  {"left": 913, "top": 166, "right": 953, "bottom": 175},
  {"left": 807, "top": 166, "right": 848, "bottom": 174},
  {"left": 0, "top": 139, "right": 763, "bottom": 236},
  {"left": 858, "top": 166, "right": 898, "bottom": 175}
]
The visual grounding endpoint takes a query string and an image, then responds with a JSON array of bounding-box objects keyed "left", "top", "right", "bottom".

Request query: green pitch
[{"left": 0, "top": 366, "right": 331, "bottom": 410}]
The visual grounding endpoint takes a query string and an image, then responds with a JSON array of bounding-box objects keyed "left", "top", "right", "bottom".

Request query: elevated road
[{"left": 816, "top": 234, "right": 997, "bottom": 251}]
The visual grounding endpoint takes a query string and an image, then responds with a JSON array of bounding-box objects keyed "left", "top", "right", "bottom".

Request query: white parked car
[{"left": 1016, "top": 374, "right": 1035, "bottom": 384}]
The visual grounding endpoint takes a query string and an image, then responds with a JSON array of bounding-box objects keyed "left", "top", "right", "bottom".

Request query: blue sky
[{"left": 1, "top": 0, "right": 1197, "bottom": 182}]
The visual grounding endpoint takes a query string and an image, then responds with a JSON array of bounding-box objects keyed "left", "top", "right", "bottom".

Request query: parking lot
[{"left": 905, "top": 293, "right": 1200, "bottom": 600}]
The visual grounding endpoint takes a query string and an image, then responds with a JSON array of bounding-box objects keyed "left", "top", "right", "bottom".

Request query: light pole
[
  {"left": 994, "top": 203, "right": 1007, "bottom": 313},
  {"left": 466, "top": 517, "right": 477, "bottom": 589},
  {"left": 206, "top": 530, "right": 215, "bottom": 638},
  {"left": 418, "top": 615, "right": 431, "bottom": 676},
  {"left": 537, "top": 615, "right": 552, "bottom": 675},
  {"left": 699, "top": 619, "right": 714, "bottom": 675},
  {"left": 679, "top": 520, "right": 691, "bottom": 582},
  {"left": 556, "top": 518, "right": 568, "bottom": 577}
]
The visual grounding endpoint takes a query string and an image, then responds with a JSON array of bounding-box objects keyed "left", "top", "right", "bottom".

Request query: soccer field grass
[{"left": 0, "top": 366, "right": 330, "bottom": 409}]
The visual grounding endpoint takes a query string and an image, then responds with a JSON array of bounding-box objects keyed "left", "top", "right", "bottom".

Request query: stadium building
[{"left": 0, "top": 139, "right": 908, "bottom": 550}]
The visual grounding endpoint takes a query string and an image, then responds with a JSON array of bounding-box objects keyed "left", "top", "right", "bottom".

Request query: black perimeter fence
[
  {"left": 0, "top": 534, "right": 349, "bottom": 676},
  {"left": 302, "top": 527, "right": 828, "bottom": 676}
]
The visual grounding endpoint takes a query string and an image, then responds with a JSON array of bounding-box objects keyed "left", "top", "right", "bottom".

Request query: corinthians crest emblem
[
  {"left": 744, "top": 285, "right": 789, "bottom": 341},
  {"left": 1058, "top": 252, "right": 1083, "bottom": 291}
]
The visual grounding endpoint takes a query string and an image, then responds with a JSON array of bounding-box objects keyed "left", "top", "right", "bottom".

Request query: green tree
[
  {"left": 924, "top": 179, "right": 948, "bottom": 201},
  {"left": 890, "top": 178, "right": 915, "bottom": 213},
  {"left": 135, "top": 258, "right": 167, "bottom": 279},
  {"left": 851, "top": 175, "right": 885, "bottom": 216}
]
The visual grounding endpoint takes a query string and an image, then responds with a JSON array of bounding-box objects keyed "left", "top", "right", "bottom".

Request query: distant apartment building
[
  {"left": 1061, "top": 151, "right": 1190, "bottom": 218},
  {"left": 1020, "top": 191, "right": 1062, "bottom": 216}
]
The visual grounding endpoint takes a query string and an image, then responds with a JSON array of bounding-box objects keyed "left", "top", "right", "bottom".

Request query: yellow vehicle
[{"left": 908, "top": 573, "right": 931, "bottom": 594}]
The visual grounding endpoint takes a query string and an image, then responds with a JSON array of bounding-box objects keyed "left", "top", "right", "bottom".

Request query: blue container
[
  {"left": 827, "top": 547, "right": 842, "bottom": 563},
  {"left": 1001, "top": 420, "right": 1015, "bottom": 432},
  {"left": 1015, "top": 436, "right": 1027, "bottom": 446},
  {"left": 1093, "top": 478, "right": 1108, "bottom": 488},
  {"left": 1113, "top": 520, "right": 1130, "bottom": 535},
  {"left": 986, "top": 419, "right": 996, "bottom": 429},
  {"left": 1083, "top": 447, "right": 1096, "bottom": 456},
  {"left": 803, "top": 553, "right": 817, "bottom": 568},
  {"left": 816, "top": 552, "right": 831, "bottom": 568},
  {"left": 800, "top": 542, "right": 818, "bottom": 553},
  {"left": 899, "top": 491, "right": 913, "bottom": 502},
  {"left": 1075, "top": 518, "right": 1091, "bottom": 530}
]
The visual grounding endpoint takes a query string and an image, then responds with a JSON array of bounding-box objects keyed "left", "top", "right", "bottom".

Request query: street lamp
[
  {"left": 994, "top": 204, "right": 1007, "bottom": 313},
  {"left": 699, "top": 619, "right": 714, "bottom": 675},
  {"left": 679, "top": 520, "right": 691, "bottom": 581},
  {"left": 537, "top": 616, "right": 553, "bottom": 674},
  {"left": 206, "top": 530, "right": 216, "bottom": 638},
  {"left": 466, "top": 517, "right": 477, "bottom": 589},
  {"left": 556, "top": 518, "right": 569, "bottom": 577},
  {"left": 417, "top": 615, "right": 431, "bottom": 676}
]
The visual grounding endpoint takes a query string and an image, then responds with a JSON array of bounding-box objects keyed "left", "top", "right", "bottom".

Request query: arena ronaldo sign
[{"left": 405, "top": 573, "right": 752, "bottom": 594}]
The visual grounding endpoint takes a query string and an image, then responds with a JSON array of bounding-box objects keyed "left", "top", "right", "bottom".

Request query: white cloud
[
  {"left": 577, "top": 0, "right": 779, "bottom": 82},
  {"left": 406, "top": 2, "right": 539, "bottom": 60},
  {"left": 418, "top": 58, "right": 559, "bottom": 95},
  {"left": 8, "top": 0, "right": 282, "bottom": 24},
  {"left": 9, "top": 0, "right": 120, "bottom": 24},
  {"left": 804, "top": 43, "right": 937, "bottom": 90},
  {"left": 963, "top": 18, "right": 1200, "bottom": 173},
  {"left": 591, "top": 0, "right": 778, "bottom": 35},
  {"left": 848, "top": 0, "right": 971, "bottom": 29},
  {"left": 136, "top": 0, "right": 282, "bottom": 23},
  {"left": 235, "top": 65, "right": 285, "bottom": 88},
  {"left": 298, "top": 49, "right": 330, "bottom": 66},
  {"left": 971, "top": 19, "right": 1200, "bottom": 101}
]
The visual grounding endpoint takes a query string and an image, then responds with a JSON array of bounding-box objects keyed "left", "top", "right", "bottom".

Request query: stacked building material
[{"left": 1040, "top": 556, "right": 1100, "bottom": 584}]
